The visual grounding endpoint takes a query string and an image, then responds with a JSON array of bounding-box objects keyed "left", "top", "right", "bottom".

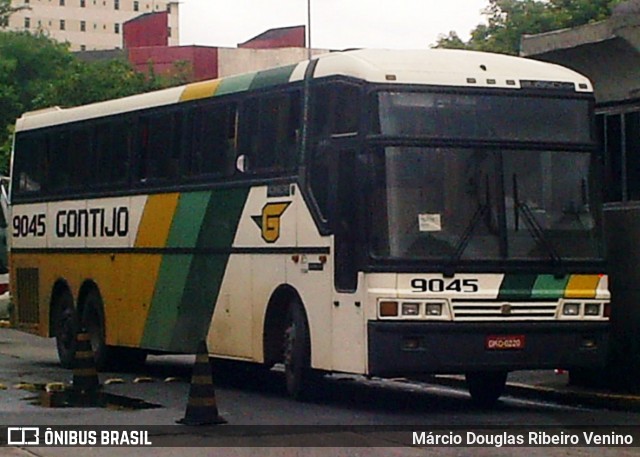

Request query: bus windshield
[
  {"left": 375, "top": 91, "right": 592, "bottom": 144},
  {"left": 368, "top": 147, "right": 603, "bottom": 262}
]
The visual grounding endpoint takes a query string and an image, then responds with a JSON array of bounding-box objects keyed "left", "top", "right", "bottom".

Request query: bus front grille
[
  {"left": 451, "top": 301, "right": 558, "bottom": 321},
  {"left": 16, "top": 268, "right": 39, "bottom": 324}
]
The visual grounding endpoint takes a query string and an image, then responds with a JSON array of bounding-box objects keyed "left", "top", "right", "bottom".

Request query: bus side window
[
  {"left": 13, "top": 133, "right": 47, "bottom": 195},
  {"left": 94, "top": 118, "right": 131, "bottom": 188},
  {"left": 238, "top": 90, "right": 301, "bottom": 175},
  {"left": 138, "top": 111, "right": 181, "bottom": 183},
  {"left": 49, "top": 130, "right": 72, "bottom": 192},
  {"left": 67, "top": 126, "right": 92, "bottom": 189},
  {"left": 186, "top": 102, "right": 236, "bottom": 178}
]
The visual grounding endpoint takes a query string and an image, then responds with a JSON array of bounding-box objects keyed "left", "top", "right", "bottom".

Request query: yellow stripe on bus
[
  {"left": 126, "top": 193, "right": 181, "bottom": 346},
  {"left": 564, "top": 274, "right": 600, "bottom": 299},
  {"left": 180, "top": 79, "right": 221, "bottom": 102},
  {"left": 135, "top": 194, "right": 180, "bottom": 248}
]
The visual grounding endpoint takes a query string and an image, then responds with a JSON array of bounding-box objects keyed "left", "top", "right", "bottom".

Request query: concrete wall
[
  {"left": 127, "top": 46, "right": 218, "bottom": 81},
  {"left": 217, "top": 47, "right": 328, "bottom": 78},
  {"left": 521, "top": 13, "right": 640, "bottom": 105},
  {"left": 124, "top": 12, "right": 168, "bottom": 48}
]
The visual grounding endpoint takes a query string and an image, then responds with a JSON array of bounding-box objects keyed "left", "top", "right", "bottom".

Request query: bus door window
[
  {"left": 238, "top": 91, "right": 301, "bottom": 175},
  {"left": 308, "top": 82, "right": 361, "bottom": 219}
]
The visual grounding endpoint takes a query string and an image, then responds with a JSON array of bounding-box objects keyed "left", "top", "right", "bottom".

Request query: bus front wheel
[
  {"left": 53, "top": 289, "right": 77, "bottom": 369},
  {"left": 283, "top": 303, "right": 313, "bottom": 400},
  {"left": 465, "top": 371, "right": 508, "bottom": 407}
]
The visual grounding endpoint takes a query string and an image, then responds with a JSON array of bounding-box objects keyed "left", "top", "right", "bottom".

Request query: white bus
[{"left": 9, "top": 49, "right": 610, "bottom": 405}]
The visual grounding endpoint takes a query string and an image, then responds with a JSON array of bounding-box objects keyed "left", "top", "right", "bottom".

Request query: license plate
[{"left": 485, "top": 334, "right": 525, "bottom": 350}]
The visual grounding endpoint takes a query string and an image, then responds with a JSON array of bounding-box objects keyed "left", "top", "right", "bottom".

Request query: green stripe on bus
[
  {"left": 141, "top": 192, "right": 212, "bottom": 350},
  {"left": 249, "top": 64, "right": 297, "bottom": 90},
  {"left": 141, "top": 254, "right": 193, "bottom": 350},
  {"left": 531, "top": 274, "right": 570, "bottom": 299},
  {"left": 498, "top": 274, "right": 538, "bottom": 300},
  {"left": 166, "top": 192, "right": 212, "bottom": 248},
  {"left": 216, "top": 73, "right": 256, "bottom": 96},
  {"left": 169, "top": 187, "right": 250, "bottom": 352}
]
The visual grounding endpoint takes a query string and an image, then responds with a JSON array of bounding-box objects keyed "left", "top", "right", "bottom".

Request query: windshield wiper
[
  {"left": 445, "top": 175, "right": 491, "bottom": 275},
  {"left": 512, "top": 173, "right": 564, "bottom": 270}
]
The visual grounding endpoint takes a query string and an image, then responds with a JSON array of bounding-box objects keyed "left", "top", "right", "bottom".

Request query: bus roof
[{"left": 15, "top": 48, "right": 592, "bottom": 133}]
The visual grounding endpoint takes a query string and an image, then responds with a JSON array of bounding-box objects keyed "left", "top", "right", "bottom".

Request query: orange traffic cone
[
  {"left": 177, "top": 340, "right": 226, "bottom": 425},
  {"left": 72, "top": 330, "right": 100, "bottom": 392}
]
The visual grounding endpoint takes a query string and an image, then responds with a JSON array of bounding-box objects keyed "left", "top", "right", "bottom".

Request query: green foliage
[
  {"left": 0, "top": 30, "right": 183, "bottom": 173},
  {"left": 0, "top": 0, "right": 28, "bottom": 25},
  {"left": 434, "top": 0, "right": 625, "bottom": 55}
]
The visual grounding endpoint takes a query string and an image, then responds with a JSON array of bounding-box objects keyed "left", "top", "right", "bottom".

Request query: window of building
[
  {"left": 80, "top": 45, "right": 86, "bottom": 51},
  {"left": 24, "top": 17, "right": 30, "bottom": 29},
  {"left": 60, "top": 20, "right": 65, "bottom": 30},
  {"left": 133, "top": 1, "right": 139, "bottom": 11},
  {"left": 80, "top": 0, "right": 85, "bottom": 7},
  {"left": 114, "top": 23, "right": 119, "bottom": 33},
  {"left": 114, "top": 0, "right": 119, "bottom": 9},
  {"left": 60, "top": 0, "right": 65, "bottom": 5},
  {"left": 80, "top": 20, "right": 86, "bottom": 31}
]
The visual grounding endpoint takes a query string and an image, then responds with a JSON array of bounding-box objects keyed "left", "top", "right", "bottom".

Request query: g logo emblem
[{"left": 252, "top": 202, "right": 291, "bottom": 243}]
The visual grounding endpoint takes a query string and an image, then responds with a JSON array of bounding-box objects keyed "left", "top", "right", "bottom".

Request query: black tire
[
  {"left": 53, "top": 288, "right": 78, "bottom": 369},
  {"left": 283, "top": 303, "right": 314, "bottom": 400},
  {"left": 465, "top": 371, "right": 508, "bottom": 407},
  {"left": 81, "top": 288, "right": 109, "bottom": 371}
]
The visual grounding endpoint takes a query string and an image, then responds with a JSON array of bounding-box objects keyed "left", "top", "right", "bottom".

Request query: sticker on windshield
[{"left": 418, "top": 214, "right": 442, "bottom": 232}]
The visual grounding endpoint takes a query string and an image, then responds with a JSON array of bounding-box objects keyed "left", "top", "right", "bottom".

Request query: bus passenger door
[{"left": 328, "top": 147, "right": 366, "bottom": 373}]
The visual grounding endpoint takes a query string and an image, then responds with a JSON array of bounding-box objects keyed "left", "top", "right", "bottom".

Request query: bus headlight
[
  {"left": 426, "top": 302, "right": 443, "bottom": 316},
  {"left": 563, "top": 302, "right": 580, "bottom": 316},
  {"left": 401, "top": 302, "right": 420, "bottom": 316},
  {"left": 584, "top": 303, "right": 600, "bottom": 316}
]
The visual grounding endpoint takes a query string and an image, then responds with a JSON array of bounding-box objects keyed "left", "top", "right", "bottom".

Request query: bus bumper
[{"left": 367, "top": 321, "right": 609, "bottom": 376}]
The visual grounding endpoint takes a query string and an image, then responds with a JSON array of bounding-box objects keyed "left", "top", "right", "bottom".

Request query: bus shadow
[{"left": 182, "top": 360, "right": 573, "bottom": 418}]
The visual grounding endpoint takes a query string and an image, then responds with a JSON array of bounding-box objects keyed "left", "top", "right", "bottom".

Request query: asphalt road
[{"left": 1, "top": 328, "right": 640, "bottom": 456}]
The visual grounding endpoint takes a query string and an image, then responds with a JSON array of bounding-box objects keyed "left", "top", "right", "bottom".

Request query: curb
[{"left": 433, "top": 375, "right": 640, "bottom": 412}]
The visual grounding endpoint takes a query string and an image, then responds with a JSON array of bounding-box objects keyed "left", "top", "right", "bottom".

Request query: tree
[
  {"left": 0, "top": 31, "right": 180, "bottom": 172},
  {"left": 434, "top": 0, "right": 625, "bottom": 55},
  {"left": 0, "top": 0, "right": 28, "bottom": 26}
]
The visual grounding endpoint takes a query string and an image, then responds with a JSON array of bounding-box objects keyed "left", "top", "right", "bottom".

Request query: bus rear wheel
[
  {"left": 81, "top": 288, "right": 109, "bottom": 371},
  {"left": 283, "top": 303, "right": 313, "bottom": 400},
  {"left": 465, "top": 371, "right": 508, "bottom": 407},
  {"left": 53, "top": 289, "right": 77, "bottom": 369}
]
